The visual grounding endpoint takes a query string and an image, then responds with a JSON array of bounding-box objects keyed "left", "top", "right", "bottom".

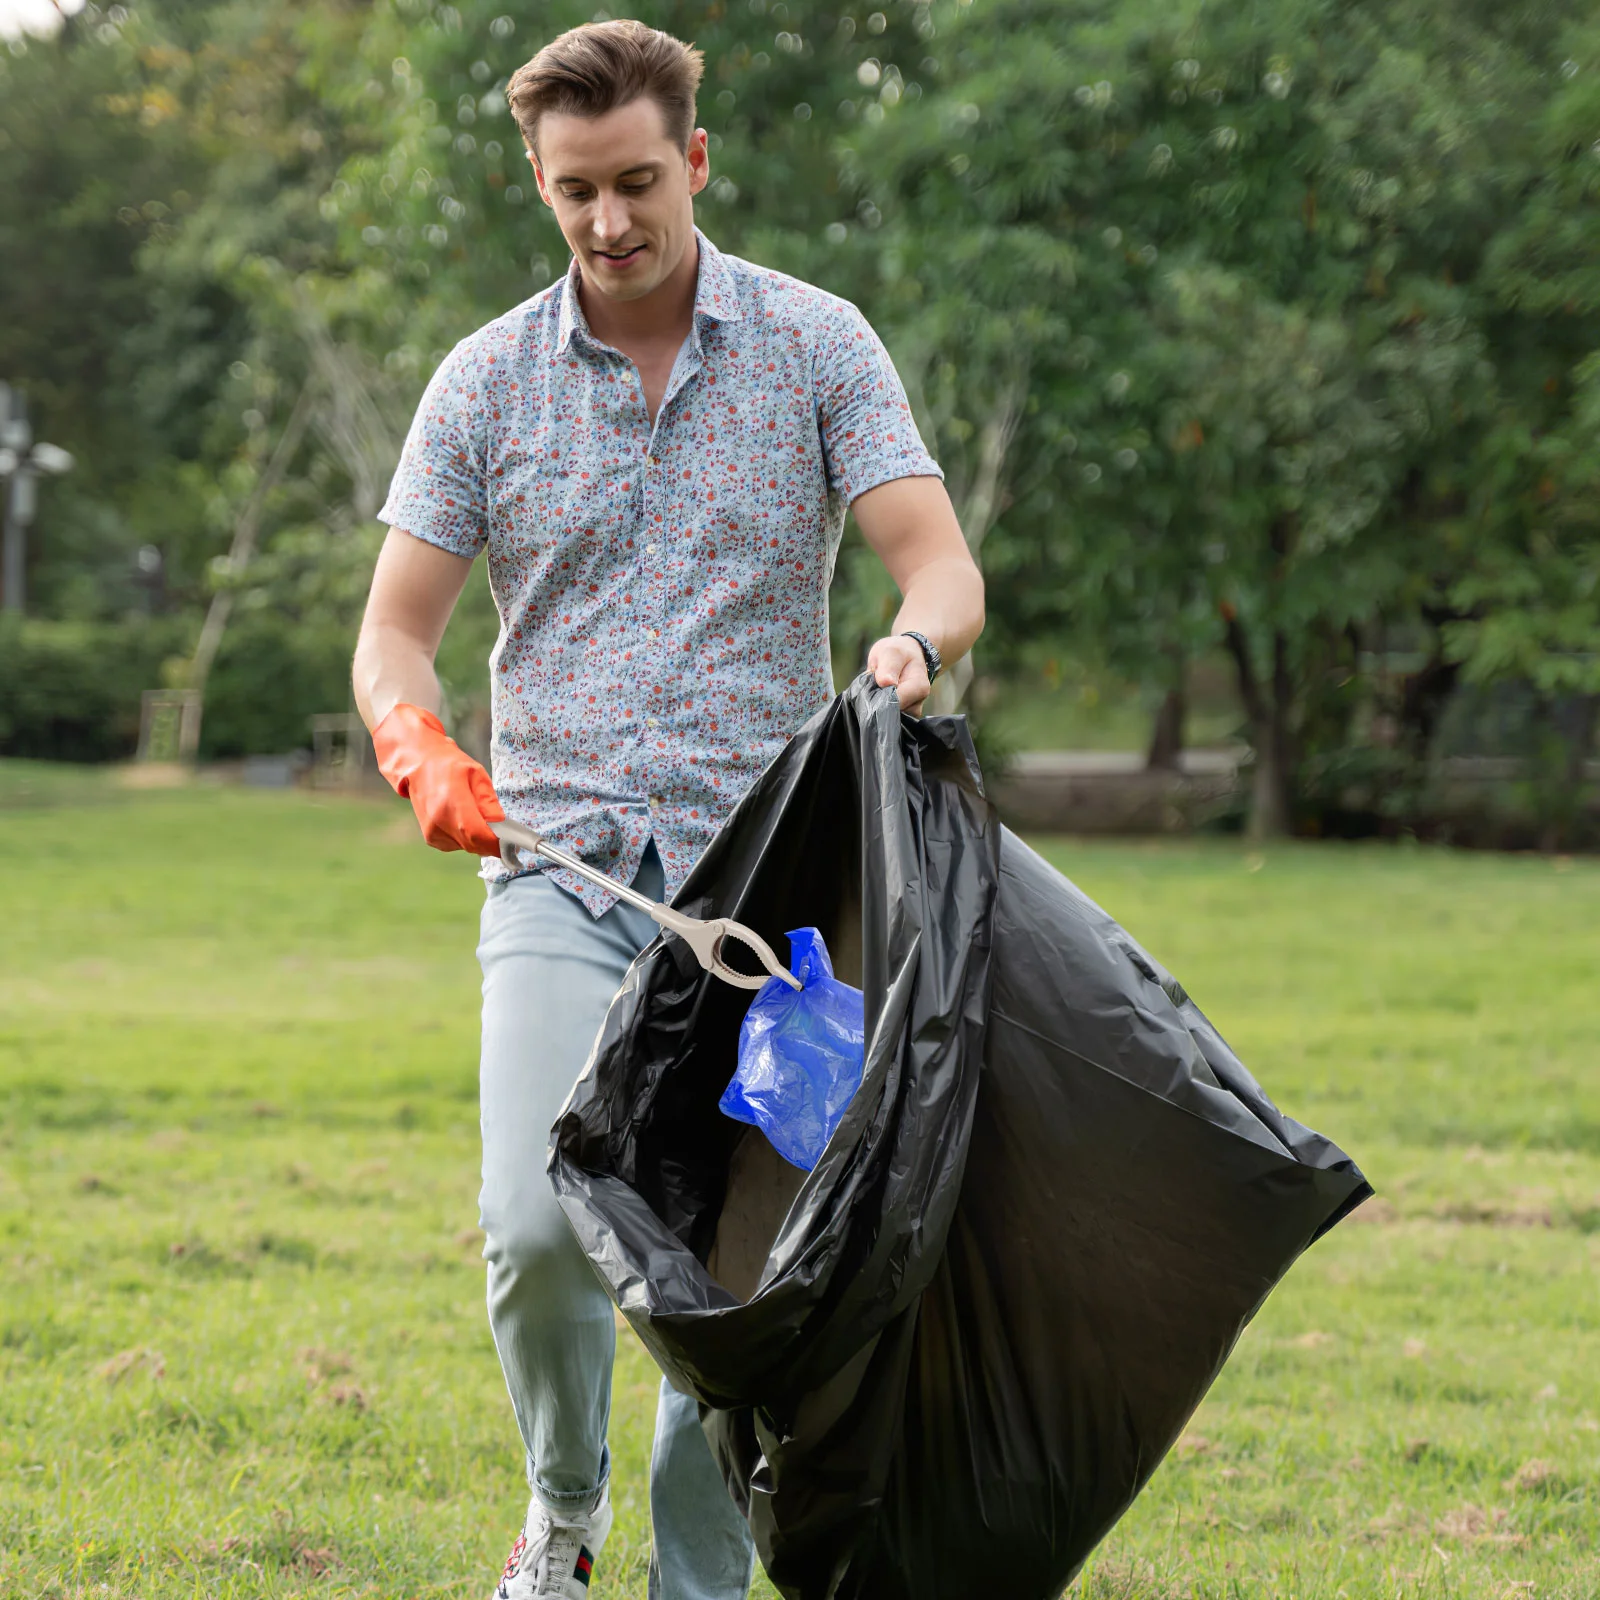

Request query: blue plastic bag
[{"left": 719, "top": 927, "right": 866, "bottom": 1171}]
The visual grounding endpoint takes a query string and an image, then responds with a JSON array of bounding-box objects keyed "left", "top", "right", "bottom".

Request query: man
[{"left": 353, "top": 19, "right": 983, "bottom": 1600}]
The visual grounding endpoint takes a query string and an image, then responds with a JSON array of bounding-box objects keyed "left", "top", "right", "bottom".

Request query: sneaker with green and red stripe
[{"left": 492, "top": 1483, "right": 613, "bottom": 1600}]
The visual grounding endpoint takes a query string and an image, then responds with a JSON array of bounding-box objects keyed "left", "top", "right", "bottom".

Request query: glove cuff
[{"left": 372, "top": 702, "right": 450, "bottom": 797}]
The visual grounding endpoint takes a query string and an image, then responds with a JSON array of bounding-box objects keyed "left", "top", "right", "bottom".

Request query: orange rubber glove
[{"left": 372, "top": 702, "right": 505, "bottom": 856}]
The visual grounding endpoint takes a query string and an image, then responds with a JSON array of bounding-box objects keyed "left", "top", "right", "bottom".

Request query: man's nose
[{"left": 592, "top": 190, "right": 631, "bottom": 243}]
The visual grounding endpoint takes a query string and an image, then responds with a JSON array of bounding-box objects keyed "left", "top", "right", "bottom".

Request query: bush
[
  {"left": 0, "top": 616, "right": 189, "bottom": 762},
  {"left": 198, "top": 613, "right": 355, "bottom": 759},
  {"left": 0, "top": 612, "right": 358, "bottom": 763}
]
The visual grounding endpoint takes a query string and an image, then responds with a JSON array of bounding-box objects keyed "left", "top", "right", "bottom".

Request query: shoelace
[
  {"left": 499, "top": 1531, "right": 528, "bottom": 1590},
  {"left": 533, "top": 1521, "right": 587, "bottom": 1591}
]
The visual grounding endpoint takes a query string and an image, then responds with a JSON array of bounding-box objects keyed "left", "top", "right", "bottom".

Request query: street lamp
[{"left": 0, "top": 382, "right": 76, "bottom": 615}]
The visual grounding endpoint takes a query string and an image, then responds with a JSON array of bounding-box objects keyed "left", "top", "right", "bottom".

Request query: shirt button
[
  {"left": 646, "top": 542, "right": 658, "bottom": 554},
  {"left": 648, "top": 627, "right": 660, "bottom": 639},
  {"left": 647, "top": 716, "right": 660, "bottom": 728}
]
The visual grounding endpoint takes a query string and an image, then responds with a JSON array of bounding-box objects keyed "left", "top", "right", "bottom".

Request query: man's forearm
[
  {"left": 352, "top": 527, "right": 474, "bottom": 732},
  {"left": 891, "top": 554, "right": 986, "bottom": 667},
  {"left": 352, "top": 625, "right": 446, "bottom": 732}
]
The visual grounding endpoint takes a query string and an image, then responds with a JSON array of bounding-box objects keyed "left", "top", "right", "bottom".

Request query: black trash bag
[{"left": 550, "top": 676, "right": 1370, "bottom": 1600}]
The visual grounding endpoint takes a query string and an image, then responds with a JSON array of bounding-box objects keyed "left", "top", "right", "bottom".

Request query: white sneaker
[{"left": 493, "top": 1484, "right": 614, "bottom": 1599}]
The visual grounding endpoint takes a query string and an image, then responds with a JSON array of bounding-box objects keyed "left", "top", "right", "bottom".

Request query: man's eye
[{"left": 622, "top": 179, "right": 653, "bottom": 193}]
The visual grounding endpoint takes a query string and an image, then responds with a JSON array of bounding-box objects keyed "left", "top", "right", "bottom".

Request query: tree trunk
[
  {"left": 293, "top": 284, "right": 405, "bottom": 522},
  {"left": 1567, "top": 693, "right": 1599, "bottom": 786},
  {"left": 924, "top": 368, "right": 1026, "bottom": 716},
  {"left": 1261, "top": 625, "right": 1295, "bottom": 836},
  {"left": 1399, "top": 607, "right": 1466, "bottom": 766},
  {"left": 1222, "top": 607, "right": 1293, "bottom": 838},
  {"left": 1546, "top": 691, "right": 1600, "bottom": 853},
  {"left": 182, "top": 381, "right": 316, "bottom": 759},
  {"left": 1145, "top": 648, "right": 1187, "bottom": 771}
]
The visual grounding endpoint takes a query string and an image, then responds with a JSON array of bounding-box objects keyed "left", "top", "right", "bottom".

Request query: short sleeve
[
  {"left": 377, "top": 337, "right": 489, "bottom": 557},
  {"left": 813, "top": 300, "right": 942, "bottom": 505}
]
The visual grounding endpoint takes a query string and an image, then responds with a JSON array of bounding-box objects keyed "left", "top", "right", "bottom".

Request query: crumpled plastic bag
[{"left": 720, "top": 927, "right": 865, "bottom": 1170}]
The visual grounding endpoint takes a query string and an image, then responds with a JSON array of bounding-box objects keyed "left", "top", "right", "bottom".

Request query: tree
[
  {"left": 0, "top": 2, "right": 246, "bottom": 618},
  {"left": 850, "top": 0, "right": 1591, "bottom": 831}
]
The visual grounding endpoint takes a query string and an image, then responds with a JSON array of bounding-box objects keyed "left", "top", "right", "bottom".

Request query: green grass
[
  {"left": 2, "top": 779, "right": 1597, "bottom": 1598},
  {"left": 0, "top": 757, "right": 122, "bottom": 811}
]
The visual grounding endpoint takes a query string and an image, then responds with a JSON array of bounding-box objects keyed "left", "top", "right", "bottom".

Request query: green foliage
[
  {"left": 0, "top": 616, "right": 189, "bottom": 761},
  {"left": 848, "top": 0, "right": 1600, "bottom": 829},
  {"left": 0, "top": 6, "right": 254, "bottom": 618},
  {"left": 1, "top": 0, "right": 1596, "bottom": 822},
  {"left": 199, "top": 614, "right": 357, "bottom": 758},
  {"left": 195, "top": 521, "right": 383, "bottom": 756},
  {"left": 0, "top": 603, "right": 356, "bottom": 764}
]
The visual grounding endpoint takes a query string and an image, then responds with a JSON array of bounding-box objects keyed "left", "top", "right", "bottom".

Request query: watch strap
[{"left": 900, "top": 629, "right": 942, "bottom": 684}]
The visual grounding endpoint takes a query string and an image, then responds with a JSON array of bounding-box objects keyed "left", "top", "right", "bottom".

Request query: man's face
[{"left": 530, "top": 96, "right": 709, "bottom": 304}]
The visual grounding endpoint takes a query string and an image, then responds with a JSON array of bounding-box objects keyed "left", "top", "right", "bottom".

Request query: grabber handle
[{"left": 490, "top": 820, "right": 800, "bottom": 992}]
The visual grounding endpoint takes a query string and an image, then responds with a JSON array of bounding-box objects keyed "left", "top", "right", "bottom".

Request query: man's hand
[
  {"left": 373, "top": 702, "right": 505, "bottom": 855},
  {"left": 868, "top": 635, "right": 933, "bottom": 714}
]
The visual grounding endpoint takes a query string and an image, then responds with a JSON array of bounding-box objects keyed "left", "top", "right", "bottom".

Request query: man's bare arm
[
  {"left": 353, "top": 528, "right": 475, "bottom": 731},
  {"left": 852, "top": 475, "right": 985, "bottom": 712}
]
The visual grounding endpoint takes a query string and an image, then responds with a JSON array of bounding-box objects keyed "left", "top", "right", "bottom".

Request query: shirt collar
[{"left": 555, "top": 228, "right": 742, "bottom": 355}]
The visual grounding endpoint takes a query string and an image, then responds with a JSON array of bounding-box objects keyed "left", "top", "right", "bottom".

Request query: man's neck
[{"left": 578, "top": 233, "right": 701, "bottom": 352}]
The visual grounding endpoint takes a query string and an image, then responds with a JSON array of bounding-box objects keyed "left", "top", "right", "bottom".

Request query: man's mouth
[{"left": 594, "top": 244, "right": 646, "bottom": 265}]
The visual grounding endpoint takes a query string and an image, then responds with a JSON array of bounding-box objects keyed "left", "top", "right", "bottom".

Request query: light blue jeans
[{"left": 477, "top": 845, "right": 756, "bottom": 1600}]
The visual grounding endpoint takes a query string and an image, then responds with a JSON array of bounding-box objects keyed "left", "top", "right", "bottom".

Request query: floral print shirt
[{"left": 378, "top": 229, "right": 940, "bottom": 915}]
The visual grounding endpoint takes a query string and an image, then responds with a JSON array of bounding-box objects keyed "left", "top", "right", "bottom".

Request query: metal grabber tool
[{"left": 492, "top": 819, "right": 802, "bottom": 992}]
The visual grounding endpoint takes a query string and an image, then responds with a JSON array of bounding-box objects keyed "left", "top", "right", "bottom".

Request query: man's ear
[
  {"left": 686, "top": 128, "right": 710, "bottom": 197},
  {"left": 527, "top": 148, "right": 554, "bottom": 208}
]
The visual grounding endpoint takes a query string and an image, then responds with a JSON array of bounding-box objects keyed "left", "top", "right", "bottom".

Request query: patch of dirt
[
  {"left": 1365, "top": 1499, "right": 1428, "bottom": 1541},
  {"left": 1435, "top": 1503, "right": 1528, "bottom": 1548},
  {"left": 298, "top": 1346, "right": 353, "bottom": 1386},
  {"left": 1434, "top": 1198, "right": 1554, "bottom": 1228},
  {"left": 1173, "top": 1432, "right": 1212, "bottom": 1458},
  {"left": 197, "top": 1532, "right": 341, "bottom": 1576},
  {"left": 1290, "top": 1329, "right": 1335, "bottom": 1348},
  {"left": 1078, "top": 1558, "right": 1188, "bottom": 1599},
  {"left": 96, "top": 1346, "right": 165, "bottom": 1383},
  {"left": 1346, "top": 1191, "right": 1600, "bottom": 1232},
  {"left": 1505, "top": 1457, "right": 1556, "bottom": 1494},
  {"left": 117, "top": 762, "right": 190, "bottom": 791}
]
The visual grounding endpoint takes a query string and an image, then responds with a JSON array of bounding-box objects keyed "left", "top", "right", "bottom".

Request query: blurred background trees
[{"left": 2, "top": 0, "right": 1596, "bottom": 840}]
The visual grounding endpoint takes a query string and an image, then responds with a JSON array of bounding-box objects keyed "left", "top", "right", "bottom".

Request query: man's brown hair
[{"left": 507, "top": 20, "right": 705, "bottom": 155}]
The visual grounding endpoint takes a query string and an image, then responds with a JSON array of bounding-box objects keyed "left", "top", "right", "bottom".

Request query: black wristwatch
[{"left": 900, "top": 630, "right": 943, "bottom": 684}]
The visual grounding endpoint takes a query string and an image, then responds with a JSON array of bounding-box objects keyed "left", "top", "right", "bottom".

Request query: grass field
[{"left": 2, "top": 761, "right": 1598, "bottom": 1599}]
